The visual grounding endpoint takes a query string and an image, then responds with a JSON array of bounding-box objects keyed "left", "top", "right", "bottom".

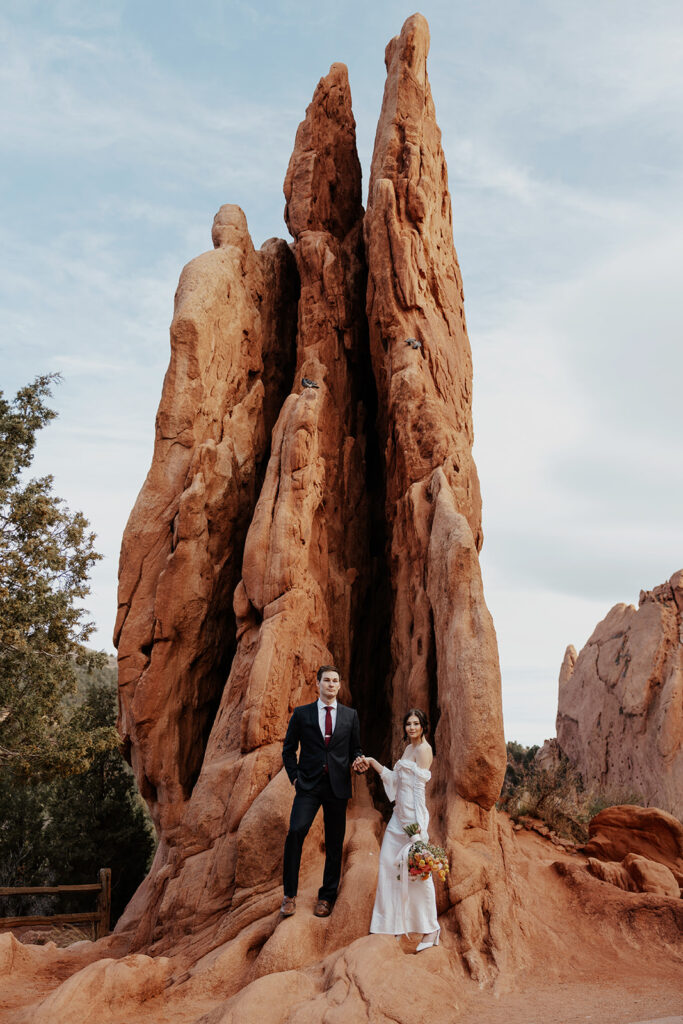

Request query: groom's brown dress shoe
[
  {"left": 281, "top": 896, "right": 296, "bottom": 916},
  {"left": 313, "top": 899, "right": 332, "bottom": 917}
]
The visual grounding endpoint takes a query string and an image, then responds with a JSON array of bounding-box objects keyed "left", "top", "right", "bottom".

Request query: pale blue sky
[{"left": 2, "top": 0, "right": 682, "bottom": 744}]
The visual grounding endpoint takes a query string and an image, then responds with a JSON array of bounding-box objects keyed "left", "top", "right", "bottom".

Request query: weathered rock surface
[
  {"left": 587, "top": 853, "right": 680, "bottom": 898},
  {"left": 109, "top": 13, "right": 511, "bottom": 986},
  {"left": 114, "top": 60, "right": 388, "bottom": 964},
  {"left": 363, "top": 12, "right": 509, "bottom": 981},
  {"left": 556, "top": 571, "right": 683, "bottom": 818},
  {"left": 5, "top": 826, "right": 683, "bottom": 1024},
  {"left": 533, "top": 736, "right": 562, "bottom": 770},
  {"left": 364, "top": 15, "right": 503, "bottom": 797},
  {"left": 32, "top": 953, "right": 173, "bottom": 1024},
  {"left": 583, "top": 805, "right": 683, "bottom": 887},
  {"left": 115, "top": 204, "right": 298, "bottom": 832},
  {"left": 0, "top": 932, "right": 131, "bottom": 1021}
]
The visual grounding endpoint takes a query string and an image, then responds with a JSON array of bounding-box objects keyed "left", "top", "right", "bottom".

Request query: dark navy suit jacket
[{"left": 282, "top": 701, "right": 362, "bottom": 800}]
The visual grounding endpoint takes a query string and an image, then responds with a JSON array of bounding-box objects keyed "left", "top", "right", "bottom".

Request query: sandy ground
[
  {"left": 454, "top": 972, "right": 683, "bottom": 1024},
  {"left": 2, "top": 927, "right": 681, "bottom": 1024},
  {"left": 1, "top": 934, "right": 681, "bottom": 1024}
]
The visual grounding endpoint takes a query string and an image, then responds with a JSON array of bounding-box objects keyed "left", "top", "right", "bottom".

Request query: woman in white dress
[{"left": 364, "top": 709, "right": 440, "bottom": 951}]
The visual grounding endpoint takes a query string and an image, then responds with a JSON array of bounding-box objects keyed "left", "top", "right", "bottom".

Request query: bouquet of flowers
[{"left": 402, "top": 824, "right": 450, "bottom": 882}]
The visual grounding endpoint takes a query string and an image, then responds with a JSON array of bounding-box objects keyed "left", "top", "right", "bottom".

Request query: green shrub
[
  {"left": 497, "top": 741, "right": 644, "bottom": 843},
  {"left": 0, "top": 665, "right": 156, "bottom": 926}
]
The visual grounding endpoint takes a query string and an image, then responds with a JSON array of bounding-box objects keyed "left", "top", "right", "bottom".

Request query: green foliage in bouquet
[{"left": 400, "top": 825, "right": 450, "bottom": 882}]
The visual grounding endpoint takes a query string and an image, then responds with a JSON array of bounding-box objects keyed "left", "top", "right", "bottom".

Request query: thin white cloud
[
  {"left": 449, "top": 136, "right": 647, "bottom": 226},
  {"left": 0, "top": 13, "right": 296, "bottom": 195}
]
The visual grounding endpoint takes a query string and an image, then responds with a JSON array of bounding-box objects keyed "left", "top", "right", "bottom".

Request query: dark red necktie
[{"left": 324, "top": 706, "right": 333, "bottom": 747}]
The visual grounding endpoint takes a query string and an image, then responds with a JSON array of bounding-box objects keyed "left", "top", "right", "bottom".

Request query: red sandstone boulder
[
  {"left": 587, "top": 853, "right": 680, "bottom": 898},
  {"left": 584, "top": 805, "right": 683, "bottom": 887},
  {"left": 623, "top": 853, "right": 680, "bottom": 897},
  {"left": 586, "top": 856, "right": 637, "bottom": 892},
  {"left": 32, "top": 953, "right": 172, "bottom": 1024}
]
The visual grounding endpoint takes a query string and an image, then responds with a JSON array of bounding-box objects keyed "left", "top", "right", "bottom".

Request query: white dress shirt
[{"left": 317, "top": 698, "right": 337, "bottom": 739}]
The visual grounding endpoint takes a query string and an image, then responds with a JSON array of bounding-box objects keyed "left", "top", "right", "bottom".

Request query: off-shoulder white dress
[{"left": 369, "top": 758, "right": 440, "bottom": 941}]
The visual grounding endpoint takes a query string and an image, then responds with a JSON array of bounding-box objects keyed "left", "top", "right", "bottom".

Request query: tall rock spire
[
  {"left": 115, "top": 63, "right": 386, "bottom": 964},
  {"left": 360, "top": 14, "right": 511, "bottom": 980},
  {"left": 364, "top": 13, "right": 505, "bottom": 808},
  {"left": 115, "top": 205, "right": 298, "bottom": 834}
]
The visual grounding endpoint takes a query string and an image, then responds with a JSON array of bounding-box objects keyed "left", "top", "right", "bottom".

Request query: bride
[{"left": 363, "top": 708, "right": 440, "bottom": 951}]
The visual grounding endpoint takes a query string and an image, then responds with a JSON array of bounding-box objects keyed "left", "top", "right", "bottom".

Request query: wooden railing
[{"left": 0, "top": 868, "right": 111, "bottom": 938}]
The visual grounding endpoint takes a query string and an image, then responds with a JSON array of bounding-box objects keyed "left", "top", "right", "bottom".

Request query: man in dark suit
[{"left": 281, "top": 664, "right": 366, "bottom": 918}]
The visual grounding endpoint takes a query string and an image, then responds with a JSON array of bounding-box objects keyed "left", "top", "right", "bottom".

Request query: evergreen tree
[
  {"left": 42, "top": 680, "right": 156, "bottom": 923},
  {"left": 0, "top": 674, "right": 156, "bottom": 924},
  {"left": 0, "top": 774, "right": 51, "bottom": 915},
  {"left": 0, "top": 376, "right": 155, "bottom": 925},
  {"left": 0, "top": 375, "right": 110, "bottom": 775}
]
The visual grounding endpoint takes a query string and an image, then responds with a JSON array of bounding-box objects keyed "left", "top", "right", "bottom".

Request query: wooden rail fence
[{"left": 0, "top": 868, "right": 111, "bottom": 938}]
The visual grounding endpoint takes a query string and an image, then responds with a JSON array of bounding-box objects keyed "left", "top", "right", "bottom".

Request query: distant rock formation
[{"left": 556, "top": 571, "right": 683, "bottom": 818}]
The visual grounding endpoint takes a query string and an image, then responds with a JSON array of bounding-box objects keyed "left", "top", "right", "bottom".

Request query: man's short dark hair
[{"left": 317, "top": 664, "right": 340, "bottom": 682}]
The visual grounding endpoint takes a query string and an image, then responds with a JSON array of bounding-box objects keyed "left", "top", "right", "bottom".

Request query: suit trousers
[{"left": 283, "top": 773, "right": 348, "bottom": 901}]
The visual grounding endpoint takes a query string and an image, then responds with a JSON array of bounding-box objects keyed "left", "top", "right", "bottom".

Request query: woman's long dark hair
[{"left": 402, "top": 708, "right": 429, "bottom": 740}]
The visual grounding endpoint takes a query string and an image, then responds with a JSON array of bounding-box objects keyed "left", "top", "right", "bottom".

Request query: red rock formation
[
  {"left": 113, "top": 18, "right": 509, "bottom": 975},
  {"left": 115, "top": 205, "right": 298, "bottom": 833},
  {"left": 556, "top": 571, "right": 683, "bottom": 818},
  {"left": 364, "top": 13, "right": 504, "bottom": 806},
  {"left": 584, "top": 805, "right": 683, "bottom": 886},
  {"left": 363, "top": 13, "right": 508, "bottom": 980},
  {"left": 4, "top": 823, "right": 683, "bottom": 1023},
  {"left": 587, "top": 853, "right": 680, "bottom": 897},
  {"left": 113, "top": 61, "right": 389, "bottom": 967}
]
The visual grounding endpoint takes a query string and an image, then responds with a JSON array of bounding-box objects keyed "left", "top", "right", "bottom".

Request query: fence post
[{"left": 96, "top": 868, "right": 111, "bottom": 939}]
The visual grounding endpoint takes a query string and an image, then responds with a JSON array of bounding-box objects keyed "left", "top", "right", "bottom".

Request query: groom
[{"left": 281, "top": 665, "right": 366, "bottom": 918}]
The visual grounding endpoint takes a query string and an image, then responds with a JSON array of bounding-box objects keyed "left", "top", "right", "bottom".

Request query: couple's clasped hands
[{"left": 352, "top": 755, "right": 381, "bottom": 774}]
